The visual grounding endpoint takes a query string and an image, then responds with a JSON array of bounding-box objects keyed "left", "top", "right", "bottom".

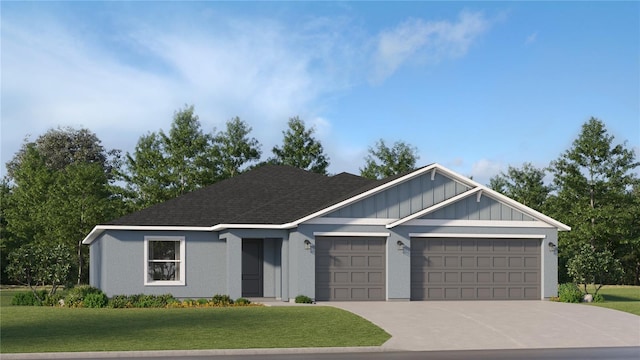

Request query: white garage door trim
[
  {"left": 313, "top": 232, "right": 390, "bottom": 237},
  {"left": 409, "top": 233, "right": 546, "bottom": 239}
]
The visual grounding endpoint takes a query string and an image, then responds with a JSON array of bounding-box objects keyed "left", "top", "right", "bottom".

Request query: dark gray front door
[
  {"left": 242, "top": 239, "right": 263, "bottom": 297},
  {"left": 315, "top": 237, "right": 386, "bottom": 301},
  {"left": 411, "top": 238, "right": 541, "bottom": 300}
]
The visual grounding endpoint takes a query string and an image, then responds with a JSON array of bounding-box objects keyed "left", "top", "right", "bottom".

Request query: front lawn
[
  {"left": 0, "top": 290, "right": 390, "bottom": 353},
  {"left": 586, "top": 285, "right": 640, "bottom": 316}
]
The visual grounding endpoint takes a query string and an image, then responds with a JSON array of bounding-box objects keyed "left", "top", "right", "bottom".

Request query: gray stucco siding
[
  {"left": 218, "top": 229, "right": 288, "bottom": 299},
  {"left": 90, "top": 230, "right": 225, "bottom": 298},
  {"left": 293, "top": 223, "right": 557, "bottom": 301}
]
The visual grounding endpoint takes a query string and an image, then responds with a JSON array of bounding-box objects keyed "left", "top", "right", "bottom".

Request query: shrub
[
  {"left": 197, "top": 298, "right": 209, "bottom": 305},
  {"left": 108, "top": 295, "right": 131, "bottom": 308},
  {"left": 107, "top": 294, "right": 176, "bottom": 308},
  {"left": 558, "top": 283, "right": 583, "bottom": 303},
  {"left": 212, "top": 294, "right": 233, "bottom": 306},
  {"left": 235, "top": 297, "right": 251, "bottom": 305},
  {"left": 84, "top": 292, "right": 108, "bottom": 308},
  {"left": 65, "top": 285, "right": 104, "bottom": 307},
  {"left": 295, "top": 295, "right": 313, "bottom": 304},
  {"left": 11, "top": 291, "right": 47, "bottom": 306},
  {"left": 592, "top": 293, "right": 605, "bottom": 303},
  {"left": 42, "top": 292, "right": 66, "bottom": 307}
]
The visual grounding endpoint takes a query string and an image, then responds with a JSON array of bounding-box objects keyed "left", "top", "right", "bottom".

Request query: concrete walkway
[{"left": 327, "top": 301, "right": 640, "bottom": 351}]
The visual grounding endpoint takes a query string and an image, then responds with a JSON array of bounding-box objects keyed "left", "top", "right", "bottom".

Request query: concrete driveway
[{"left": 328, "top": 301, "right": 640, "bottom": 351}]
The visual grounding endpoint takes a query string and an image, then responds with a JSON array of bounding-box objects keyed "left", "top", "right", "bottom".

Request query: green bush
[
  {"left": 107, "top": 294, "right": 176, "bottom": 308},
  {"left": 42, "top": 292, "right": 66, "bottom": 307},
  {"left": 295, "top": 295, "right": 313, "bottom": 304},
  {"left": 11, "top": 291, "right": 47, "bottom": 306},
  {"left": 84, "top": 292, "right": 108, "bottom": 308},
  {"left": 196, "top": 298, "right": 209, "bottom": 305},
  {"left": 65, "top": 285, "right": 104, "bottom": 307},
  {"left": 212, "top": 294, "right": 233, "bottom": 306},
  {"left": 235, "top": 297, "right": 251, "bottom": 305},
  {"left": 592, "top": 293, "right": 605, "bottom": 303},
  {"left": 108, "top": 295, "right": 131, "bottom": 308},
  {"left": 558, "top": 283, "right": 583, "bottom": 303}
]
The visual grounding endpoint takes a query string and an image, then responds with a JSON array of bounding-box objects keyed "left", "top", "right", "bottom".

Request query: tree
[
  {"left": 6, "top": 126, "right": 120, "bottom": 179},
  {"left": 271, "top": 117, "right": 330, "bottom": 174},
  {"left": 122, "top": 105, "right": 218, "bottom": 208},
  {"left": 48, "top": 162, "right": 115, "bottom": 285},
  {"left": 211, "top": 117, "right": 261, "bottom": 180},
  {"left": 548, "top": 117, "right": 639, "bottom": 283},
  {"left": 6, "top": 242, "right": 72, "bottom": 300},
  {"left": 3, "top": 128, "right": 123, "bottom": 285},
  {"left": 567, "top": 243, "right": 624, "bottom": 296},
  {"left": 360, "top": 139, "right": 419, "bottom": 179},
  {"left": 488, "top": 163, "right": 550, "bottom": 211}
]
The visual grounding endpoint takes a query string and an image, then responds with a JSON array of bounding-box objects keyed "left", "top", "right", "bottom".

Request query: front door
[{"left": 242, "top": 239, "right": 263, "bottom": 297}]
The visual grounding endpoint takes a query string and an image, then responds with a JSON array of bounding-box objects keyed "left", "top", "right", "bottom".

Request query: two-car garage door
[
  {"left": 411, "top": 238, "right": 541, "bottom": 300},
  {"left": 315, "top": 236, "right": 541, "bottom": 301}
]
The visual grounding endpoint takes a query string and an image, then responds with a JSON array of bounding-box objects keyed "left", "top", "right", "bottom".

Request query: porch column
[{"left": 224, "top": 233, "right": 242, "bottom": 299}]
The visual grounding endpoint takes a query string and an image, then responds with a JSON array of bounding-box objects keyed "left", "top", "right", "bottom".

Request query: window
[{"left": 144, "top": 236, "right": 185, "bottom": 285}]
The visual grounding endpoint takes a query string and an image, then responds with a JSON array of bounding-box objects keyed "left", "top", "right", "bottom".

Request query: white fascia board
[
  {"left": 386, "top": 187, "right": 483, "bottom": 229},
  {"left": 83, "top": 223, "right": 299, "bottom": 244},
  {"left": 431, "top": 164, "right": 571, "bottom": 232},
  {"left": 303, "top": 217, "right": 393, "bottom": 226},
  {"left": 408, "top": 233, "right": 546, "bottom": 239},
  {"left": 291, "top": 164, "right": 440, "bottom": 226},
  {"left": 81, "top": 225, "right": 212, "bottom": 244},
  {"left": 211, "top": 223, "right": 297, "bottom": 231}
]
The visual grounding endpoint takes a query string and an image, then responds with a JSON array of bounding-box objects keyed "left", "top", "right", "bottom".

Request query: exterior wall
[
  {"left": 219, "top": 229, "right": 288, "bottom": 300},
  {"left": 325, "top": 172, "right": 470, "bottom": 219},
  {"left": 292, "top": 223, "right": 558, "bottom": 301},
  {"left": 421, "top": 194, "right": 535, "bottom": 221},
  {"left": 90, "top": 230, "right": 225, "bottom": 298}
]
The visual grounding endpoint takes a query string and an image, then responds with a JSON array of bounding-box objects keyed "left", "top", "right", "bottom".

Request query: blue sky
[{"left": 2, "top": 1, "right": 638, "bottom": 184}]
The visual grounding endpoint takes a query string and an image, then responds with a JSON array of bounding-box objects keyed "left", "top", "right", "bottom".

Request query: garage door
[
  {"left": 315, "top": 237, "right": 386, "bottom": 301},
  {"left": 411, "top": 238, "right": 540, "bottom": 300}
]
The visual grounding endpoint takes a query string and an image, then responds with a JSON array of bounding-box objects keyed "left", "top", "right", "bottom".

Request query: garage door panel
[
  {"left": 411, "top": 238, "right": 540, "bottom": 300},
  {"left": 315, "top": 237, "right": 386, "bottom": 301},
  {"left": 368, "top": 255, "right": 384, "bottom": 266}
]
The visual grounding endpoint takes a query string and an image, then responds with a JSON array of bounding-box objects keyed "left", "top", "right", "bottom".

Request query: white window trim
[{"left": 144, "top": 236, "right": 186, "bottom": 286}]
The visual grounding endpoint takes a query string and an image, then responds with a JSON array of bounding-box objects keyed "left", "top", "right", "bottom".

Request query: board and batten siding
[
  {"left": 325, "top": 172, "right": 470, "bottom": 219},
  {"left": 421, "top": 194, "right": 536, "bottom": 221}
]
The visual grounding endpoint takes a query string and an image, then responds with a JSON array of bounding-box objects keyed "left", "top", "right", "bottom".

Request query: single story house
[{"left": 82, "top": 163, "right": 570, "bottom": 301}]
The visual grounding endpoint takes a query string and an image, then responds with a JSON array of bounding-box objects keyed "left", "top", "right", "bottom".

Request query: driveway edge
[{"left": 0, "top": 346, "right": 386, "bottom": 359}]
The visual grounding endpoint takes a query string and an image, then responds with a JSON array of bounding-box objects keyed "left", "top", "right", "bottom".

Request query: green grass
[
  {"left": 0, "top": 289, "right": 390, "bottom": 353},
  {"left": 585, "top": 285, "right": 640, "bottom": 316}
]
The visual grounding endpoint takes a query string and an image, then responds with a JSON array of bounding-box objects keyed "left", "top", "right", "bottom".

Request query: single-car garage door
[
  {"left": 411, "top": 238, "right": 540, "bottom": 300},
  {"left": 315, "top": 237, "right": 386, "bottom": 301}
]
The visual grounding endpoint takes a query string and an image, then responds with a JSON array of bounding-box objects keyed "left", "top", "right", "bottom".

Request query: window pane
[
  {"left": 150, "top": 241, "right": 177, "bottom": 260},
  {"left": 148, "top": 262, "right": 177, "bottom": 281}
]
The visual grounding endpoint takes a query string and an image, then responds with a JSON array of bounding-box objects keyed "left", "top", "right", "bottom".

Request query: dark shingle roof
[{"left": 108, "top": 165, "right": 378, "bottom": 227}]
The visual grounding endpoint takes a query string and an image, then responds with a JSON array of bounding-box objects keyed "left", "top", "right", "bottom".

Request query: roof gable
[
  {"left": 83, "top": 163, "right": 569, "bottom": 245},
  {"left": 322, "top": 170, "right": 471, "bottom": 219}
]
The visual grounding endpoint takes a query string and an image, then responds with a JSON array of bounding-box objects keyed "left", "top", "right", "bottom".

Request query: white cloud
[
  {"left": 371, "top": 10, "right": 490, "bottom": 83},
  {"left": 471, "top": 158, "right": 504, "bottom": 185},
  {"left": 0, "top": 12, "right": 355, "bottom": 169},
  {"left": 1, "top": 7, "right": 497, "bottom": 176},
  {"left": 525, "top": 31, "right": 538, "bottom": 45}
]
